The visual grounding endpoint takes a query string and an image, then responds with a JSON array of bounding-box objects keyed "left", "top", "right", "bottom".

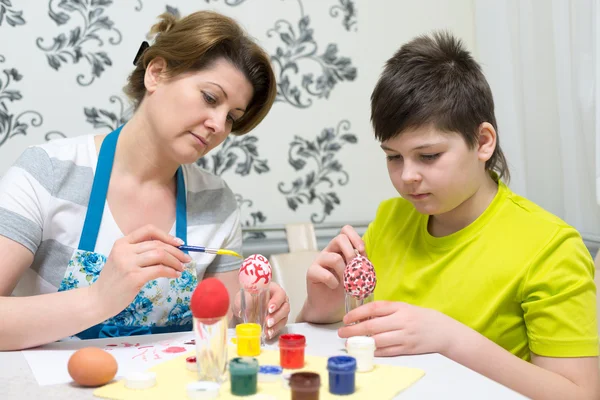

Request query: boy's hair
[
  {"left": 370, "top": 31, "right": 510, "bottom": 182},
  {"left": 124, "top": 11, "right": 276, "bottom": 135}
]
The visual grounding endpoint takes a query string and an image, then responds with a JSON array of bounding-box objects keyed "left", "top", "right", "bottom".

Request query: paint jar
[
  {"left": 240, "top": 285, "right": 270, "bottom": 345},
  {"left": 279, "top": 334, "right": 306, "bottom": 369},
  {"left": 229, "top": 357, "right": 259, "bottom": 396},
  {"left": 327, "top": 356, "right": 357, "bottom": 395},
  {"left": 290, "top": 372, "right": 321, "bottom": 400},
  {"left": 236, "top": 323, "right": 261, "bottom": 357},
  {"left": 346, "top": 336, "right": 375, "bottom": 372},
  {"left": 194, "top": 316, "right": 228, "bottom": 383}
]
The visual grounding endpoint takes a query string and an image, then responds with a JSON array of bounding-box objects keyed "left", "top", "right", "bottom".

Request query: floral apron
[{"left": 57, "top": 125, "right": 198, "bottom": 339}]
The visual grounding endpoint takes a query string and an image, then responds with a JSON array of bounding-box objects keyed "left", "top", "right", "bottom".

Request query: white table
[{"left": 0, "top": 323, "right": 526, "bottom": 399}]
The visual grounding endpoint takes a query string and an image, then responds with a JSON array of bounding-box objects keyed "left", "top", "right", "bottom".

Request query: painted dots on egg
[{"left": 343, "top": 254, "right": 376, "bottom": 300}]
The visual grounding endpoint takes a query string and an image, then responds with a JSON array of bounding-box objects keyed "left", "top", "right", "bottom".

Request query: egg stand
[{"left": 239, "top": 284, "right": 270, "bottom": 344}]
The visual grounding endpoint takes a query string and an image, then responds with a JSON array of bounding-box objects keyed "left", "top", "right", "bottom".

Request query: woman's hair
[{"left": 124, "top": 11, "right": 277, "bottom": 135}]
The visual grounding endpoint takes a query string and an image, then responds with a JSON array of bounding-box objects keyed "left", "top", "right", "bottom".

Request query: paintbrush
[{"left": 179, "top": 245, "right": 243, "bottom": 258}]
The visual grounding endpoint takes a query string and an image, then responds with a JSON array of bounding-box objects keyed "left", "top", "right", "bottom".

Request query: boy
[{"left": 298, "top": 32, "right": 599, "bottom": 399}]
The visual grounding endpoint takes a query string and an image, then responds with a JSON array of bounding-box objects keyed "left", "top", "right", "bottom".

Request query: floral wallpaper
[
  {"left": 0, "top": 0, "right": 475, "bottom": 241},
  {"left": 37, "top": 0, "right": 129, "bottom": 86},
  {"left": 278, "top": 120, "right": 357, "bottom": 223},
  {"left": 0, "top": 56, "right": 43, "bottom": 147}
]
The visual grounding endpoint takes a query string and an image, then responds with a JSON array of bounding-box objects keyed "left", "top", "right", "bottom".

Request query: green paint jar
[{"left": 229, "top": 357, "right": 259, "bottom": 396}]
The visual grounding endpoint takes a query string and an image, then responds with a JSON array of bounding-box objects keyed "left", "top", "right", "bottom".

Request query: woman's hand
[
  {"left": 231, "top": 281, "right": 290, "bottom": 339},
  {"left": 264, "top": 282, "right": 290, "bottom": 339},
  {"left": 338, "top": 301, "right": 464, "bottom": 356},
  {"left": 90, "top": 224, "right": 191, "bottom": 317}
]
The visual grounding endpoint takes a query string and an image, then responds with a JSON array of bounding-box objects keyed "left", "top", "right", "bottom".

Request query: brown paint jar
[{"left": 290, "top": 371, "right": 320, "bottom": 400}]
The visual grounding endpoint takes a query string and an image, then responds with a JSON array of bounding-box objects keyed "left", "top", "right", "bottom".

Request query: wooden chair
[{"left": 269, "top": 223, "right": 320, "bottom": 323}]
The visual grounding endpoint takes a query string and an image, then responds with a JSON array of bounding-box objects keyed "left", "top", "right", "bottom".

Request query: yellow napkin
[{"left": 94, "top": 346, "right": 424, "bottom": 399}]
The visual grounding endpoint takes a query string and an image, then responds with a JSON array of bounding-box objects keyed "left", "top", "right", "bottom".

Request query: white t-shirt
[{"left": 0, "top": 134, "right": 242, "bottom": 296}]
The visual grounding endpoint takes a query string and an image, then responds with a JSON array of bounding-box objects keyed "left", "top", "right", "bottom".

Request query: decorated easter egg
[
  {"left": 67, "top": 347, "right": 118, "bottom": 387},
  {"left": 343, "top": 253, "right": 377, "bottom": 300},
  {"left": 239, "top": 254, "right": 272, "bottom": 293}
]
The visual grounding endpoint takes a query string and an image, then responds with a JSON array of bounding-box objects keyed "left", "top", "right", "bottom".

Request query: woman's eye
[
  {"left": 203, "top": 92, "right": 216, "bottom": 104},
  {"left": 386, "top": 154, "right": 402, "bottom": 162}
]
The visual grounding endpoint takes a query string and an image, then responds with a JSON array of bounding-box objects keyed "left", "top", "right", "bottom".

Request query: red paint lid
[{"left": 279, "top": 334, "right": 306, "bottom": 348}]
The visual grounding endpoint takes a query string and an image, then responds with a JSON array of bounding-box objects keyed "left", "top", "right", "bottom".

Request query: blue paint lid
[
  {"left": 259, "top": 365, "right": 283, "bottom": 375},
  {"left": 327, "top": 355, "right": 357, "bottom": 372}
]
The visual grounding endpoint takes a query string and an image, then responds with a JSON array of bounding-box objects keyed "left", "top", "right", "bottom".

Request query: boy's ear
[{"left": 477, "top": 122, "right": 497, "bottom": 163}]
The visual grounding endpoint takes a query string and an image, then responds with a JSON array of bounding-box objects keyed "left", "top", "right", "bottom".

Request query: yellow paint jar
[{"left": 236, "top": 323, "right": 261, "bottom": 357}]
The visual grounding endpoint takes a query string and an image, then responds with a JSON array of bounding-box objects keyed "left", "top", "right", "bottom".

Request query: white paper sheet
[
  {"left": 21, "top": 327, "right": 283, "bottom": 386},
  {"left": 21, "top": 332, "right": 197, "bottom": 386}
]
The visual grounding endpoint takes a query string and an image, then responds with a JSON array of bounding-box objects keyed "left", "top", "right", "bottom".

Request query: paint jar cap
[
  {"left": 236, "top": 323, "right": 261, "bottom": 338},
  {"left": 260, "top": 365, "right": 283, "bottom": 374},
  {"left": 346, "top": 336, "right": 375, "bottom": 351},
  {"left": 279, "top": 333, "right": 306, "bottom": 348},
  {"left": 186, "top": 381, "right": 220, "bottom": 399},
  {"left": 124, "top": 371, "right": 156, "bottom": 389},
  {"left": 186, "top": 356, "right": 197, "bottom": 371},
  {"left": 327, "top": 356, "right": 357, "bottom": 373},
  {"left": 258, "top": 365, "right": 283, "bottom": 383},
  {"left": 290, "top": 372, "right": 321, "bottom": 392},
  {"left": 229, "top": 357, "right": 259, "bottom": 375}
]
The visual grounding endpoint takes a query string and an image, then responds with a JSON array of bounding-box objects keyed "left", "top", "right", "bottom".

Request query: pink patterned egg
[
  {"left": 239, "top": 254, "right": 272, "bottom": 293},
  {"left": 343, "top": 254, "right": 376, "bottom": 300}
]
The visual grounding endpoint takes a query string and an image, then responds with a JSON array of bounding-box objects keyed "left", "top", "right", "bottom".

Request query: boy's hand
[
  {"left": 300, "top": 225, "right": 365, "bottom": 324},
  {"left": 338, "top": 301, "right": 464, "bottom": 357}
]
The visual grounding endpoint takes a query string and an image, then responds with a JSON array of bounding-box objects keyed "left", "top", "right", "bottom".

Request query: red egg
[{"left": 190, "top": 277, "right": 230, "bottom": 323}]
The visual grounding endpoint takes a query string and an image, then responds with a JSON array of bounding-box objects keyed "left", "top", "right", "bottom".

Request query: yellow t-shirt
[{"left": 364, "top": 181, "right": 598, "bottom": 360}]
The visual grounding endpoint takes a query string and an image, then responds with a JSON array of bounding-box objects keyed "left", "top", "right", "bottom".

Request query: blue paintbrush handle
[{"left": 178, "top": 245, "right": 208, "bottom": 253}]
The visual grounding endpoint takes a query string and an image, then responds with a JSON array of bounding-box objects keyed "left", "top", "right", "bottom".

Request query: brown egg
[{"left": 67, "top": 347, "right": 118, "bottom": 387}]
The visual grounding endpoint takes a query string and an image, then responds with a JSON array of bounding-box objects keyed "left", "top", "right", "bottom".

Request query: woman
[{"left": 0, "top": 10, "right": 290, "bottom": 350}]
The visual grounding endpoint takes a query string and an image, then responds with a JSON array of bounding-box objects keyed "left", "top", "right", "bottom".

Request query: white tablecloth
[{"left": 0, "top": 322, "right": 526, "bottom": 399}]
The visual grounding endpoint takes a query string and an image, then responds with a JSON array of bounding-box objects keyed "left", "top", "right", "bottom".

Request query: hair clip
[{"left": 133, "top": 41, "right": 150, "bottom": 66}]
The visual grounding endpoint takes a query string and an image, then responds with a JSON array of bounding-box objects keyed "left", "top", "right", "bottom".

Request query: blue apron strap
[
  {"left": 77, "top": 125, "right": 187, "bottom": 253},
  {"left": 175, "top": 167, "right": 188, "bottom": 252},
  {"left": 78, "top": 126, "right": 123, "bottom": 252},
  {"left": 78, "top": 126, "right": 188, "bottom": 253},
  {"left": 72, "top": 126, "right": 190, "bottom": 340}
]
